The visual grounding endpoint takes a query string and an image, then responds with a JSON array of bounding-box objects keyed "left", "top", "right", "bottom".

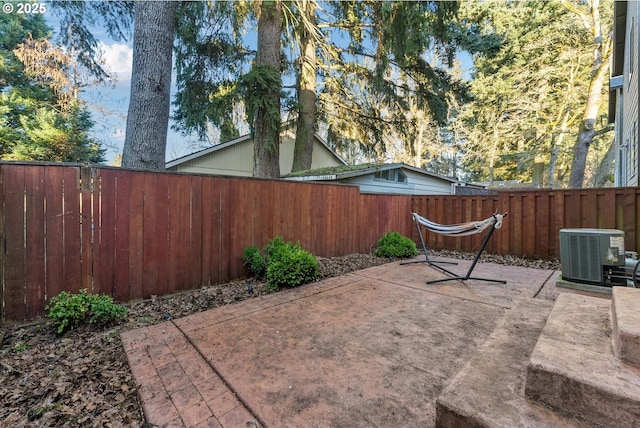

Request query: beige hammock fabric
[{"left": 411, "top": 213, "right": 504, "bottom": 237}]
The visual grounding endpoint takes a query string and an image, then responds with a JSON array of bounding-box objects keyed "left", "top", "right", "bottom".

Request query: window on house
[{"left": 374, "top": 169, "right": 408, "bottom": 184}]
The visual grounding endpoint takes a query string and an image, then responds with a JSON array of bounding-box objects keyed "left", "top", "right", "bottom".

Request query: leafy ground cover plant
[
  {"left": 46, "top": 289, "right": 128, "bottom": 334},
  {"left": 374, "top": 231, "right": 418, "bottom": 259},
  {"left": 243, "top": 236, "right": 319, "bottom": 290}
]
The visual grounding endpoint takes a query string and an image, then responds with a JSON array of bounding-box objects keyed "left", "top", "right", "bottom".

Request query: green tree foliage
[
  {"left": 173, "top": 1, "right": 251, "bottom": 142},
  {"left": 319, "top": 1, "right": 495, "bottom": 165},
  {"left": 171, "top": 1, "right": 495, "bottom": 174},
  {"left": 0, "top": 12, "right": 104, "bottom": 163},
  {"left": 456, "top": 0, "right": 613, "bottom": 187}
]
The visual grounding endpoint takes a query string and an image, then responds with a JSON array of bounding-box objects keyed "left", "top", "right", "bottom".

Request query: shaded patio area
[{"left": 121, "top": 256, "right": 599, "bottom": 427}]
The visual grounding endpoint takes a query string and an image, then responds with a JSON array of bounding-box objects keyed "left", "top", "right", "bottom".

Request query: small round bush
[
  {"left": 267, "top": 246, "right": 319, "bottom": 290},
  {"left": 264, "top": 236, "right": 297, "bottom": 264},
  {"left": 46, "top": 289, "right": 128, "bottom": 334},
  {"left": 375, "top": 231, "right": 417, "bottom": 259},
  {"left": 244, "top": 237, "right": 319, "bottom": 290}
]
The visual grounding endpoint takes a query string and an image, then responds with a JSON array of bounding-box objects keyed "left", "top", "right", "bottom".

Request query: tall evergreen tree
[
  {"left": 0, "top": 12, "right": 104, "bottom": 163},
  {"left": 121, "top": 1, "right": 177, "bottom": 170},
  {"left": 251, "top": 0, "right": 283, "bottom": 178},
  {"left": 291, "top": 0, "right": 319, "bottom": 172}
]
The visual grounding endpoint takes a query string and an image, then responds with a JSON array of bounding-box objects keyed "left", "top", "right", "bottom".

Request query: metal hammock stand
[{"left": 402, "top": 212, "right": 508, "bottom": 285}]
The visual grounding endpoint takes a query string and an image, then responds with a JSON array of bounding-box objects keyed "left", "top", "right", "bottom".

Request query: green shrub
[
  {"left": 374, "top": 231, "right": 418, "bottom": 259},
  {"left": 243, "top": 236, "right": 319, "bottom": 290},
  {"left": 267, "top": 246, "right": 319, "bottom": 290},
  {"left": 243, "top": 245, "right": 267, "bottom": 276},
  {"left": 46, "top": 289, "right": 128, "bottom": 334},
  {"left": 264, "top": 236, "right": 297, "bottom": 264},
  {"left": 88, "top": 294, "right": 128, "bottom": 325}
]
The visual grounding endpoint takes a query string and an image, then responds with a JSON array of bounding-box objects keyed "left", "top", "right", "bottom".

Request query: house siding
[
  {"left": 338, "top": 169, "right": 454, "bottom": 195},
  {"left": 175, "top": 140, "right": 254, "bottom": 176},
  {"left": 170, "top": 130, "right": 344, "bottom": 177},
  {"left": 621, "top": 1, "right": 640, "bottom": 186}
]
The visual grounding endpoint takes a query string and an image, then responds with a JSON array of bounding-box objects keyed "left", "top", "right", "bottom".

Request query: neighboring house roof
[
  {"left": 166, "top": 133, "right": 347, "bottom": 170},
  {"left": 283, "top": 162, "right": 473, "bottom": 195},
  {"left": 284, "top": 162, "right": 457, "bottom": 183}
]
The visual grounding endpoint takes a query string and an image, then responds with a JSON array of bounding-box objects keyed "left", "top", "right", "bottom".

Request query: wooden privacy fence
[
  {"left": 411, "top": 187, "right": 640, "bottom": 260},
  {"left": 2, "top": 162, "right": 640, "bottom": 324},
  {"left": 0, "top": 163, "right": 412, "bottom": 324}
]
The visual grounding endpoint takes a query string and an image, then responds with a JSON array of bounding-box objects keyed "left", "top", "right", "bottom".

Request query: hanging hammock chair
[{"left": 401, "top": 212, "right": 508, "bottom": 284}]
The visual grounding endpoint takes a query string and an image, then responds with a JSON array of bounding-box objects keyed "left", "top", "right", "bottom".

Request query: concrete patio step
[
  {"left": 436, "top": 298, "right": 591, "bottom": 428},
  {"left": 612, "top": 286, "right": 640, "bottom": 366},
  {"left": 525, "top": 292, "right": 640, "bottom": 428}
]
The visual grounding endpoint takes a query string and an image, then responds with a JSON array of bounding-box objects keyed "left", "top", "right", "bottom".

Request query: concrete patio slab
[{"left": 121, "top": 257, "right": 608, "bottom": 427}]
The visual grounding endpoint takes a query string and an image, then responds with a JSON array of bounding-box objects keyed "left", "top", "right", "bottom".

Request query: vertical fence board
[
  {"left": 228, "top": 179, "right": 247, "bottom": 280},
  {"left": 142, "top": 172, "right": 169, "bottom": 298},
  {"left": 534, "top": 192, "right": 550, "bottom": 259},
  {"left": 177, "top": 176, "right": 193, "bottom": 291},
  {"left": 298, "top": 184, "right": 313, "bottom": 252},
  {"left": 24, "top": 166, "right": 45, "bottom": 320},
  {"left": 199, "top": 177, "right": 213, "bottom": 286},
  {"left": 563, "top": 191, "right": 581, "bottom": 228},
  {"left": 218, "top": 178, "right": 231, "bottom": 284},
  {"left": 522, "top": 193, "right": 536, "bottom": 258},
  {"left": 80, "top": 167, "right": 94, "bottom": 292},
  {"left": 597, "top": 190, "right": 616, "bottom": 229},
  {"left": 112, "top": 169, "right": 132, "bottom": 302},
  {"left": 95, "top": 169, "right": 117, "bottom": 296},
  {"left": 167, "top": 176, "right": 179, "bottom": 294},
  {"left": 581, "top": 190, "right": 597, "bottom": 227},
  {"left": 44, "top": 167, "right": 65, "bottom": 301},
  {"left": 4, "top": 166, "right": 26, "bottom": 322},
  {"left": 62, "top": 168, "right": 82, "bottom": 291},
  {"left": 190, "top": 176, "right": 203, "bottom": 289},
  {"left": 127, "top": 170, "right": 145, "bottom": 301}
]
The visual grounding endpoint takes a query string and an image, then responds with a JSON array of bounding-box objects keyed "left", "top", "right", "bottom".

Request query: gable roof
[
  {"left": 166, "top": 132, "right": 347, "bottom": 169},
  {"left": 283, "top": 162, "right": 458, "bottom": 183}
]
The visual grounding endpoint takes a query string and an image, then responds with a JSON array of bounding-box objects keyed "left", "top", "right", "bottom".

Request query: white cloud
[
  {"left": 111, "top": 128, "right": 127, "bottom": 142},
  {"left": 98, "top": 42, "right": 133, "bottom": 83}
]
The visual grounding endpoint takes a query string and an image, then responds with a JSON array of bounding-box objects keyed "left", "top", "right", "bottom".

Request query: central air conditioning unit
[{"left": 559, "top": 228, "right": 626, "bottom": 286}]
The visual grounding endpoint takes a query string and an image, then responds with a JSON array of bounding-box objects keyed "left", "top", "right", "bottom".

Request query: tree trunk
[
  {"left": 122, "top": 1, "right": 176, "bottom": 170},
  {"left": 291, "top": 0, "right": 317, "bottom": 173},
  {"left": 253, "top": 0, "right": 282, "bottom": 178},
  {"left": 567, "top": 0, "right": 610, "bottom": 188},
  {"left": 567, "top": 51, "right": 610, "bottom": 187}
]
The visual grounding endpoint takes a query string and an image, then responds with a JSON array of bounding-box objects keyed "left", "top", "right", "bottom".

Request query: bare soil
[{"left": 0, "top": 251, "right": 559, "bottom": 427}]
